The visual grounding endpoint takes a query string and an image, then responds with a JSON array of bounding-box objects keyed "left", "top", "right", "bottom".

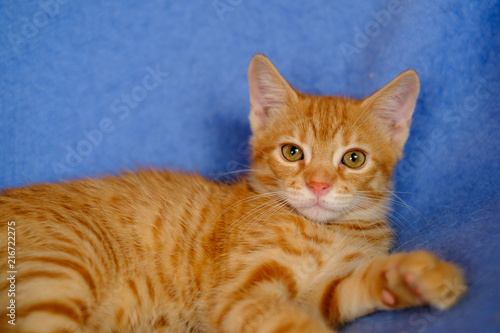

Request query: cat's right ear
[
  {"left": 360, "top": 70, "right": 420, "bottom": 152},
  {"left": 248, "top": 54, "right": 298, "bottom": 133}
]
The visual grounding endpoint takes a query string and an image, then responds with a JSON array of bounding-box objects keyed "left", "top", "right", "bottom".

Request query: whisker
[
  {"left": 216, "top": 163, "right": 285, "bottom": 184},
  {"left": 385, "top": 211, "right": 412, "bottom": 233},
  {"left": 236, "top": 200, "right": 289, "bottom": 243},
  {"left": 232, "top": 197, "right": 289, "bottom": 242},
  {"left": 222, "top": 193, "right": 289, "bottom": 239},
  {"left": 212, "top": 191, "right": 284, "bottom": 234}
]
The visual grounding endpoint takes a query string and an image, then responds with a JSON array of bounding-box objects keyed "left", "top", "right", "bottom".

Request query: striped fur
[{"left": 0, "top": 55, "right": 466, "bottom": 332}]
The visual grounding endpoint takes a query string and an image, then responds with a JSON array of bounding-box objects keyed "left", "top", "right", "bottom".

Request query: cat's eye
[
  {"left": 281, "top": 144, "right": 304, "bottom": 162},
  {"left": 342, "top": 150, "right": 366, "bottom": 169}
]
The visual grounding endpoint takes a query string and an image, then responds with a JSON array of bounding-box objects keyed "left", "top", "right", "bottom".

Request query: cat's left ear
[{"left": 361, "top": 70, "right": 420, "bottom": 151}]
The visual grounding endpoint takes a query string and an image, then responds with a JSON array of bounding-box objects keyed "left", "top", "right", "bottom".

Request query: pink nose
[{"left": 306, "top": 181, "right": 331, "bottom": 196}]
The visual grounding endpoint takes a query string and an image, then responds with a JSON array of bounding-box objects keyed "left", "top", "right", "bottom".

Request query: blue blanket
[{"left": 1, "top": 0, "right": 499, "bottom": 331}]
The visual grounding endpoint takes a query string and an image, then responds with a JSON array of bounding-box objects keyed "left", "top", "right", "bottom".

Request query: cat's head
[{"left": 247, "top": 54, "right": 419, "bottom": 224}]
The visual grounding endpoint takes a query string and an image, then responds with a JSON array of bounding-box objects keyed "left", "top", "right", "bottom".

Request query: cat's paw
[{"left": 381, "top": 251, "right": 467, "bottom": 310}]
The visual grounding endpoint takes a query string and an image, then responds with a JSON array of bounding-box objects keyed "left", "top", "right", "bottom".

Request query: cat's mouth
[
  {"left": 284, "top": 191, "right": 352, "bottom": 223},
  {"left": 293, "top": 201, "right": 346, "bottom": 223}
]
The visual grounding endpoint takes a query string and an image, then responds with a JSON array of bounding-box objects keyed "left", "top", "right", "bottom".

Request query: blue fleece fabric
[{"left": 1, "top": 0, "right": 499, "bottom": 332}]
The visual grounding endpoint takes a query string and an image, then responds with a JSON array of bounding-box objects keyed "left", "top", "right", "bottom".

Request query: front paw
[{"left": 381, "top": 251, "right": 467, "bottom": 310}]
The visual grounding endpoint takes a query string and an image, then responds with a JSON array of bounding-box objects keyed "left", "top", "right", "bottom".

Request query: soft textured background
[{"left": 1, "top": 0, "right": 499, "bottom": 332}]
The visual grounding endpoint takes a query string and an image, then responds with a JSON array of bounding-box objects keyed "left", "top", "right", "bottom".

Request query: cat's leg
[
  {"left": 0, "top": 257, "right": 97, "bottom": 333},
  {"left": 321, "top": 251, "right": 467, "bottom": 326},
  {"left": 210, "top": 260, "right": 334, "bottom": 333},
  {"left": 0, "top": 221, "right": 105, "bottom": 332}
]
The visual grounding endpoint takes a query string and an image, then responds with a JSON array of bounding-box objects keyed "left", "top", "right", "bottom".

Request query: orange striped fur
[{"left": 0, "top": 55, "right": 466, "bottom": 332}]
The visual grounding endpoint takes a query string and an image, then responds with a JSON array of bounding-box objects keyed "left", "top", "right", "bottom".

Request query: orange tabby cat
[{"left": 0, "top": 55, "right": 466, "bottom": 333}]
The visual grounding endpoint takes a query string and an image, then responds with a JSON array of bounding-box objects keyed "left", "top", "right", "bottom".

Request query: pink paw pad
[{"left": 382, "top": 289, "right": 396, "bottom": 306}]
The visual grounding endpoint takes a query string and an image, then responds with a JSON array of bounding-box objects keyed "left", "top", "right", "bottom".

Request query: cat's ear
[
  {"left": 361, "top": 70, "right": 420, "bottom": 151},
  {"left": 248, "top": 54, "right": 298, "bottom": 132}
]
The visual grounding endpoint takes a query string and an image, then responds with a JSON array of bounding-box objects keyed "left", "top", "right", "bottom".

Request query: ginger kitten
[{"left": 0, "top": 55, "right": 466, "bottom": 332}]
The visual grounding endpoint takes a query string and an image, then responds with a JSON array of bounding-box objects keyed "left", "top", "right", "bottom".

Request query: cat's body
[
  {"left": 0, "top": 55, "right": 466, "bottom": 332},
  {"left": 0, "top": 170, "right": 387, "bottom": 332}
]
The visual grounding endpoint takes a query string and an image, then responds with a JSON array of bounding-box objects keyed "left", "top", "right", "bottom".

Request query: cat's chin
[{"left": 296, "top": 204, "right": 342, "bottom": 224}]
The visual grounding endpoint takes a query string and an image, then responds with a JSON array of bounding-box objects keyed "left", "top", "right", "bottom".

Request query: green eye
[
  {"left": 342, "top": 150, "right": 366, "bottom": 169},
  {"left": 281, "top": 144, "right": 304, "bottom": 162}
]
